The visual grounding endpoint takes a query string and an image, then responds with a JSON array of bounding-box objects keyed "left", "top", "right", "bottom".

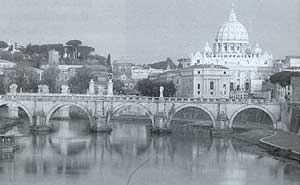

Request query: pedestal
[
  {"left": 30, "top": 115, "right": 55, "bottom": 133},
  {"left": 151, "top": 113, "right": 172, "bottom": 135},
  {"left": 90, "top": 116, "right": 112, "bottom": 133},
  {"left": 212, "top": 119, "right": 233, "bottom": 136}
]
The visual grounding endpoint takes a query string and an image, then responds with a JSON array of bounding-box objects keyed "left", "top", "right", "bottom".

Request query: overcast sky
[{"left": 0, "top": 0, "right": 299, "bottom": 63}]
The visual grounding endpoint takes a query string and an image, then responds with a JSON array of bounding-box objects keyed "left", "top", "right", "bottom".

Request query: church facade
[{"left": 183, "top": 7, "right": 273, "bottom": 96}]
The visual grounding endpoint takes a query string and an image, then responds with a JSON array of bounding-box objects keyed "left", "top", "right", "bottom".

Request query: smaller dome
[
  {"left": 202, "top": 42, "right": 213, "bottom": 53},
  {"left": 254, "top": 44, "right": 262, "bottom": 54}
]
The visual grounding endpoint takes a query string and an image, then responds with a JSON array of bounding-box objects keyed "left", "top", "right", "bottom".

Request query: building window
[
  {"left": 223, "top": 84, "right": 226, "bottom": 89},
  {"left": 210, "top": 81, "right": 214, "bottom": 90},
  {"left": 210, "top": 92, "right": 213, "bottom": 95},
  {"left": 197, "top": 60, "right": 200, "bottom": 63},
  {"left": 237, "top": 85, "right": 240, "bottom": 90},
  {"left": 245, "top": 82, "right": 250, "bottom": 91},
  {"left": 198, "top": 71, "right": 200, "bottom": 74},
  {"left": 198, "top": 84, "right": 200, "bottom": 89},
  {"left": 198, "top": 91, "right": 200, "bottom": 95},
  {"left": 223, "top": 71, "right": 226, "bottom": 74},
  {"left": 230, "top": 82, "right": 234, "bottom": 90}
]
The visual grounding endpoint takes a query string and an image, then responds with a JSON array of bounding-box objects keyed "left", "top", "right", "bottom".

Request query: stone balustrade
[{"left": 1, "top": 92, "right": 282, "bottom": 105}]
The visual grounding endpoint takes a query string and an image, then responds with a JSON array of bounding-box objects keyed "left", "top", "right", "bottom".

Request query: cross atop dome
[{"left": 228, "top": 5, "right": 237, "bottom": 22}]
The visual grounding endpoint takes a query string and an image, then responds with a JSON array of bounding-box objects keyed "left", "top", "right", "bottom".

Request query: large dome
[{"left": 216, "top": 9, "right": 249, "bottom": 44}]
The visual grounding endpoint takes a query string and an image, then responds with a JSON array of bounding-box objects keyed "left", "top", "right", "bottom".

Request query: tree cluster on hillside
[
  {"left": 23, "top": 43, "right": 64, "bottom": 58},
  {"left": 0, "top": 50, "right": 25, "bottom": 63},
  {"left": 137, "top": 79, "right": 176, "bottom": 97}
]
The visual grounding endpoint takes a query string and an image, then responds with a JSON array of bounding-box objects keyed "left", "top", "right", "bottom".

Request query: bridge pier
[
  {"left": 30, "top": 114, "right": 54, "bottom": 133},
  {"left": 150, "top": 112, "right": 172, "bottom": 134},
  {"left": 212, "top": 111, "right": 233, "bottom": 135},
  {"left": 90, "top": 116, "right": 112, "bottom": 133}
]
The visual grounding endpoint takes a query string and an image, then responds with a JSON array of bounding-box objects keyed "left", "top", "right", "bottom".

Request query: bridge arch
[
  {"left": 45, "top": 103, "right": 93, "bottom": 126},
  {"left": 0, "top": 102, "right": 33, "bottom": 125},
  {"left": 229, "top": 105, "right": 277, "bottom": 129},
  {"left": 108, "top": 103, "right": 155, "bottom": 126},
  {"left": 169, "top": 104, "right": 216, "bottom": 127}
]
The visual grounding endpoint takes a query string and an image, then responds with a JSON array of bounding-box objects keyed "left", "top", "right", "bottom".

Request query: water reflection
[{"left": 0, "top": 119, "right": 298, "bottom": 185}]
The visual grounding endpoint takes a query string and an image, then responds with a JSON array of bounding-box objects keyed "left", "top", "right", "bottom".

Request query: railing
[{"left": 0, "top": 93, "right": 283, "bottom": 104}]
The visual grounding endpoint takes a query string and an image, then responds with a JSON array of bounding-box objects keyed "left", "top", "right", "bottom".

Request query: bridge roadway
[{"left": 0, "top": 93, "right": 286, "bottom": 133}]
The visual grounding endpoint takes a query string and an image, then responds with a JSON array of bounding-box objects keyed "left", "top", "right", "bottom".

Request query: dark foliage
[
  {"left": 42, "top": 66, "right": 60, "bottom": 93},
  {"left": 137, "top": 79, "right": 176, "bottom": 97},
  {"left": 113, "top": 80, "right": 125, "bottom": 95},
  {"left": 270, "top": 71, "right": 300, "bottom": 87},
  {"left": 68, "top": 66, "right": 93, "bottom": 94}
]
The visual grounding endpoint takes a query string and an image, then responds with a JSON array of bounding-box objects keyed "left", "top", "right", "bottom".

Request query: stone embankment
[{"left": 234, "top": 129, "right": 300, "bottom": 162}]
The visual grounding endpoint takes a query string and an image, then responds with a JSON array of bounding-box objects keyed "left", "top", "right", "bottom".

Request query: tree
[
  {"left": 0, "top": 41, "right": 8, "bottom": 49},
  {"left": 8, "top": 63, "right": 39, "bottom": 92},
  {"left": 42, "top": 66, "right": 60, "bottom": 93},
  {"left": 137, "top": 79, "right": 176, "bottom": 97},
  {"left": 113, "top": 80, "right": 125, "bottom": 95},
  {"left": 66, "top": 40, "right": 82, "bottom": 47},
  {"left": 270, "top": 71, "right": 300, "bottom": 87},
  {"left": 77, "top": 46, "right": 95, "bottom": 60},
  {"left": 270, "top": 71, "right": 300, "bottom": 99},
  {"left": 12, "top": 52, "right": 25, "bottom": 62},
  {"left": 0, "top": 50, "right": 13, "bottom": 61},
  {"left": 68, "top": 67, "right": 93, "bottom": 94},
  {"left": 161, "top": 81, "right": 176, "bottom": 97}
]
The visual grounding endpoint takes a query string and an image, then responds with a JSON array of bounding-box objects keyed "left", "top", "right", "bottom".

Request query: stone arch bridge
[{"left": 0, "top": 93, "right": 286, "bottom": 133}]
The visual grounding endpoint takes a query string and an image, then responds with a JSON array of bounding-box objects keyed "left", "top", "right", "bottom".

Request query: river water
[{"left": 0, "top": 119, "right": 299, "bottom": 185}]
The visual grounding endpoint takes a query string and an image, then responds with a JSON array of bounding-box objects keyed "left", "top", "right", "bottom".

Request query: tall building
[{"left": 184, "top": 7, "right": 273, "bottom": 94}]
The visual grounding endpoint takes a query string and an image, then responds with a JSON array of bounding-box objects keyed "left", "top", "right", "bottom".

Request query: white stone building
[
  {"left": 131, "top": 65, "right": 166, "bottom": 80},
  {"left": 184, "top": 7, "right": 273, "bottom": 94},
  {"left": 177, "top": 65, "right": 231, "bottom": 99}
]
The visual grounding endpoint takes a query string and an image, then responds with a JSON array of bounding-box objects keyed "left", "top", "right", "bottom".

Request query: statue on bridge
[
  {"left": 61, "top": 85, "right": 69, "bottom": 94},
  {"left": 159, "top": 86, "right": 164, "bottom": 98},
  {"left": 38, "top": 85, "right": 49, "bottom": 94},
  {"left": 9, "top": 84, "right": 18, "bottom": 94},
  {"left": 88, "top": 79, "right": 95, "bottom": 95}
]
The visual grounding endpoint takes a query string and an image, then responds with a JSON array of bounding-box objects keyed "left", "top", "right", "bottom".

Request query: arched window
[
  {"left": 245, "top": 82, "right": 250, "bottom": 91},
  {"left": 230, "top": 82, "right": 234, "bottom": 90},
  {"left": 210, "top": 81, "right": 214, "bottom": 90}
]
